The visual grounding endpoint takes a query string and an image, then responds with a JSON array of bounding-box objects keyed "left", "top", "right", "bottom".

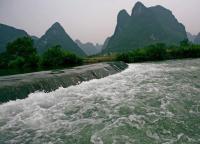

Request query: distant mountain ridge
[
  {"left": 0, "top": 24, "right": 29, "bottom": 52},
  {"left": 194, "top": 33, "right": 200, "bottom": 44},
  {"left": 0, "top": 23, "right": 85, "bottom": 56},
  {"left": 187, "top": 32, "right": 196, "bottom": 43},
  {"left": 75, "top": 40, "right": 102, "bottom": 56},
  {"left": 36, "top": 22, "right": 85, "bottom": 56},
  {"left": 187, "top": 32, "right": 200, "bottom": 44},
  {"left": 103, "top": 2, "right": 187, "bottom": 53}
]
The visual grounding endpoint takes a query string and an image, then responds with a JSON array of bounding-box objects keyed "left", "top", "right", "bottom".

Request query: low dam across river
[{"left": 0, "top": 61, "right": 128, "bottom": 103}]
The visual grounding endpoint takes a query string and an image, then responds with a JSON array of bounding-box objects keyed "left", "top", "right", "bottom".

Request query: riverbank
[{"left": 0, "top": 61, "right": 128, "bottom": 103}]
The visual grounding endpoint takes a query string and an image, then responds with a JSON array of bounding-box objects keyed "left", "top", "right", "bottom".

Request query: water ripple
[{"left": 0, "top": 59, "right": 200, "bottom": 144}]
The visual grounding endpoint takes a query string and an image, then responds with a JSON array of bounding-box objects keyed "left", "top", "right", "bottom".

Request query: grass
[{"left": 83, "top": 54, "right": 117, "bottom": 64}]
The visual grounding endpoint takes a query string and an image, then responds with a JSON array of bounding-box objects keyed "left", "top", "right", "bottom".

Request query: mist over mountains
[
  {"left": 187, "top": 32, "right": 200, "bottom": 44},
  {"left": 75, "top": 40, "right": 102, "bottom": 56},
  {"left": 194, "top": 33, "right": 200, "bottom": 44},
  {"left": 187, "top": 32, "right": 196, "bottom": 43},
  {"left": 0, "top": 1, "right": 199, "bottom": 56}
]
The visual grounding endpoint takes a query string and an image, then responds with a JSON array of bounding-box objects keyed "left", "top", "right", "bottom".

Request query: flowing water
[{"left": 0, "top": 59, "right": 200, "bottom": 144}]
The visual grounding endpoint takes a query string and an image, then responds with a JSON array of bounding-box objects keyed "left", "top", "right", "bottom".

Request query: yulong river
[{"left": 0, "top": 59, "right": 200, "bottom": 144}]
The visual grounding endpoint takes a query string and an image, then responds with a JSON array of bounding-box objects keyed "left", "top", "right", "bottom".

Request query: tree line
[
  {"left": 116, "top": 40, "right": 200, "bottom": 63},
  {"left": 1, "top": 37, "right": 200, "bottom": 76},
  {"left": 0, "top": 37, "right": 83, "bottom": 75}
]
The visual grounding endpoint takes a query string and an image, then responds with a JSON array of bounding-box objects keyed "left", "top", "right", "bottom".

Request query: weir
[{"left": 0, "top": 61, "right": 128, "bottom": 103}]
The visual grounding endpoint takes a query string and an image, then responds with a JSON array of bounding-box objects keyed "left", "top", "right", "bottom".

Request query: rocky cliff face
[
  {"left": 102, "top": 37, "right": 111, "bottom": 50},
  {"left": 103, "top": 2, "right": 187, "bottom": 53},
  {"left": 36, "top": 22, "right": 85, "bottom": 56}
]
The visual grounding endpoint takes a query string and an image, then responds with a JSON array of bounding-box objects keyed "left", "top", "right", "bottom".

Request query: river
[{"left": 0, "top": 59, "right": 200, "bottom": 144}]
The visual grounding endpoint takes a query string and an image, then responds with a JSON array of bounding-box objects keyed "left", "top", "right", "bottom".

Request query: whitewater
[{"left": 0, "top": 59, "right": 200, "bottom": 144}]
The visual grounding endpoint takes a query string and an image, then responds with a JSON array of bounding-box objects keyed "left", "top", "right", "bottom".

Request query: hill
[
  {"left": 75, "top": 40, "right": 102, "bottom": 56},
  {"left": 36, "top": 22, "right": 85, "bottom": 56},
  {"left": 0, "top": 23, "right": 29, "bottom": 52},
  {"left": 103, "top": 2, "right": 187, "bottom": 53}
]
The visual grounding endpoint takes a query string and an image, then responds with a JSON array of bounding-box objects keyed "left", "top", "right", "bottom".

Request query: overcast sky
[{"left": 0, "top": 0, "right": 199, "bottom": 44}]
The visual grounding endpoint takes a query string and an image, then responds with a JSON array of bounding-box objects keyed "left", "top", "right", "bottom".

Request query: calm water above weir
[{"left": 0, "top": 59, "right": 200, "bottom": 144}]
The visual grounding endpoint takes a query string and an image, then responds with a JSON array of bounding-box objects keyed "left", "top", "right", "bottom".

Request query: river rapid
[{"left": 0, "top": 59, "right": 200, "bottom": 144}]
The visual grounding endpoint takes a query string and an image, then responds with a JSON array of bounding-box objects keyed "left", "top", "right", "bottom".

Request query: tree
[
  {"left": 6, "top": 37, "right": 36, "bottom": 58},
  {"left": 41, "top": 45, "right": 82, "bottom": 68},
  {"left": 0, "top": 52, "right": 11, "bottom": 68},
  {"left": 6, "top": 36, "right": 39, "bottom": 69},
  {"left": 180, "top": 39, "right": 189, "bottom": 47},
  {"left": 8, "top": 56, "right": 25, "bottom": 69},
  {"left": 145, "top": 43, "right": 167, "bottom": 61}
]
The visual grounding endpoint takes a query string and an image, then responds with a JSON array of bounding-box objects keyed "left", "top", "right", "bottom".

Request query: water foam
[{"left": 0, "top": 59, "right": 200, "bottom": 143}]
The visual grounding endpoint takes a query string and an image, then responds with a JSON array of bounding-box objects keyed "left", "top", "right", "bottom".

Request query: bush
[
  {"left": 0, "top": 38, "right": 84, "bottom": 76},
  {"left": 117, "top": 42, "right": 200, "bottom": 63},
  {"left": 41, "top": 45, "right": 82, "bottom": 68},
  {"left": 116, "top": 53, "right": 132, "bottom": 63},
  {"left": 6, "top": 36, "right": 37, "bottom": 58},
  {"left": 0, "top": 53, "right": 11, "bottom": 68},
  {"left": 24, "top": 53, "right": 40, "bottom": 69},
  {"left": 117, "top": 43, "right": 167, "bottom": 62},
  {"left": 8, "top": 56, "right": 25, "bottom": 69},
  {"left": 5, "top": 36, "right": 39, "bottom": 69}
]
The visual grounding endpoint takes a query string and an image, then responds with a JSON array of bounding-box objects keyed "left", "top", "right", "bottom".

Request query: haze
[{"left": 0, "top": 0, "right": 199, "bottom": 44}]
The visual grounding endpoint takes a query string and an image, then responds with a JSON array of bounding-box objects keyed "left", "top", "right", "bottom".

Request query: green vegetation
[
  {"left": 6, "top": 37, "right": 39, "bottom": 69},
  {"left": 36, "top": 22, "right": 86, "bottom": 56},
  {"left": 116, "top": 40, "right": 200, "bottom": 63},
  {"left": 1, "top": 36, "right": 200, "bottom": 76},
  {"left": 0, "top": 37, "right": 83, "bottom": 76},
  {"left": 83, "top": 54, "right": 117, "bottom": 64},
  {"left": 41, "top": 45, "right": 82, "bottom": 68},
  {"left": 103, "top": 2, "right": 187, "bottom": 54}
]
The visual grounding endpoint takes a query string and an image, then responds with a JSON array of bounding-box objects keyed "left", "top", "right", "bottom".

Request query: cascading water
[{"left": 0, "top": 59, "right": 200, "bottom": 144}]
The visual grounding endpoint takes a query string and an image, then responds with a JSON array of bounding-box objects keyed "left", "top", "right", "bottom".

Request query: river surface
[{"left": 0, "top": 59, "right": 200, "bottom": 144}]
